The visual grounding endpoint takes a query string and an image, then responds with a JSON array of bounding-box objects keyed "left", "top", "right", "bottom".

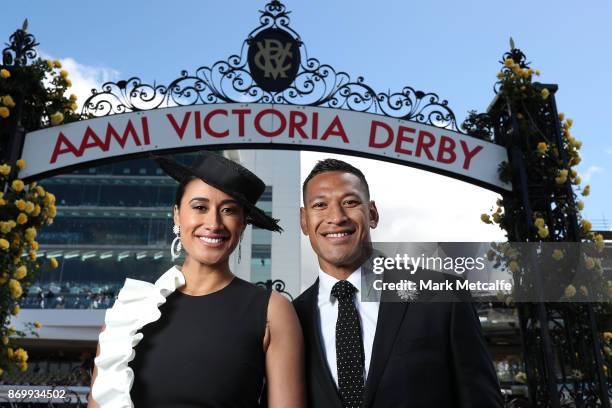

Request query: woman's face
[{"left": 174, "top": 179, "right": 246, "bottom": 267}]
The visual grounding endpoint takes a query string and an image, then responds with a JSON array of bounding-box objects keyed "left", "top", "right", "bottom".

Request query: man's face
[{"left": 300, "top": 171, "right": 378, "bottom": 273}]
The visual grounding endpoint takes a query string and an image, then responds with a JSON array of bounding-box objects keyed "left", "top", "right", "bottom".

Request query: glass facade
[{"left": 28, "top": 152, "right": 274, "bottom": 309}]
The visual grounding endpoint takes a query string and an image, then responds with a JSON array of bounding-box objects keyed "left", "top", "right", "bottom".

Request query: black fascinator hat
[{"left": 149, "top": 152, "right": 282, "bottom": 232}]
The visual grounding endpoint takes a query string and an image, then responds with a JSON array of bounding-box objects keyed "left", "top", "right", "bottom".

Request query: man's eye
[
  {"left": 193, "top": 205, "right": 207, "bottom": 211},
  {"left": 343, "top": 200, "right": 359, "bottom": 206},
  {"left": 222, "top": 207, "right": 237, "bottom": 214},
  {"left": 312, "top": 202, "right": 326, "bottom": 209}
]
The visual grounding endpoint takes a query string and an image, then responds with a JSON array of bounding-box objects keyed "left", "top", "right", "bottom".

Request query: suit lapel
[
  {"left": 306, "top": 279, "right": 343, "bottom": 408},
  {"left": 363, "top": 273, "right": 410, "bottom": 408}
]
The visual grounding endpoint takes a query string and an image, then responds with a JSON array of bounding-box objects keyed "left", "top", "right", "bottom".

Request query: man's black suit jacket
[{"left": 293, "top": 273, "right": 504, "bottom": 408}]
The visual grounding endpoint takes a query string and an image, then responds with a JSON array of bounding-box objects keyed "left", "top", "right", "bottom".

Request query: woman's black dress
[{"left": 129, "top": 277, "right": 271, "bottom": 407}]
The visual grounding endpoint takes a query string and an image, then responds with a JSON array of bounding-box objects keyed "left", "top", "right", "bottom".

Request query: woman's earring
[{"left": 171, "top": 224, "right": 182, "bottom": 261}]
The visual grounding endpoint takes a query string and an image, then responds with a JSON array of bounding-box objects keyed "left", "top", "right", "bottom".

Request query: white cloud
[
  {"left": 606, "top": 149, "right": 612, "bottom": 155},
  {"left": 299, "top": 151, "right": 506, "bottom": 280},
  {"left": 40, "top": 52, "right": 120, "bottom": 109},
  {"left": 583, "top": 165, "right": 603, "bottom": 183}
]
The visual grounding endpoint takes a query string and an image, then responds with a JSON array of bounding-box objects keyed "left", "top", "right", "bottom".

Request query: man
[{"left": 294, "top": 158, "right": 503, "bottom": 407}]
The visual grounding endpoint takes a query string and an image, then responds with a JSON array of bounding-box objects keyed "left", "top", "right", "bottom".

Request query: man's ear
[
  {"left": 369, "top": 201, "right": 379, "bottom": 229},
  {"left": 299, "top": 207, "right": 309, "bottom": 236}
]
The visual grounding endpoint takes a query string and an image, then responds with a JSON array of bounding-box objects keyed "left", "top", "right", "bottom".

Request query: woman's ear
[{"left": 173, "top": 205, "right": 179, "bottom": 226}]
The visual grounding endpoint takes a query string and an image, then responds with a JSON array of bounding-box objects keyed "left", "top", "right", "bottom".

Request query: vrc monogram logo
[
  {"left": 254, "top": 39, "right": 293, "bottom": 79},
  {"left": 248, "top": 28, "right": 300, "bottom": 92}
]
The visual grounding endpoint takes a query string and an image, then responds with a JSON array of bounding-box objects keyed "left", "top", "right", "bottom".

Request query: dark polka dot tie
[{"left": 331, "top": 280, "right": 364, "bottom": 408}]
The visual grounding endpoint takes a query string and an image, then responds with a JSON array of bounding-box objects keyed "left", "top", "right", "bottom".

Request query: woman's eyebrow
[{"left": 189, "top": 197, "right": 210, "bottom": 203}]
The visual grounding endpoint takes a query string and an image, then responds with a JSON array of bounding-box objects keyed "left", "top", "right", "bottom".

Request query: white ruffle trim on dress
[{"left": 91, "top": 265, "right": 185, "bottom": 408}]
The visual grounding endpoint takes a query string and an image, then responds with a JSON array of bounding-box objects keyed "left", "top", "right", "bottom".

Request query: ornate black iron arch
[{"left": 82, "top": 1, "right": 459, "bottom": 131}]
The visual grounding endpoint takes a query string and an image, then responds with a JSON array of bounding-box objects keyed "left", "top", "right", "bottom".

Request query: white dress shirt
[{"left": 317, "top": 267, "right": 380, "bottom": 387}]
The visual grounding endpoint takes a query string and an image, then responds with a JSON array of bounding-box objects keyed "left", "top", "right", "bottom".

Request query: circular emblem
[{"left": 248, "top": 28, "right": 300, "bottom": 93}]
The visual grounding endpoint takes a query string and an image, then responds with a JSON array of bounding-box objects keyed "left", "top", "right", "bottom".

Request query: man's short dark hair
[{"left": 302, "top": 158, "right": 370, "bottom": 203}]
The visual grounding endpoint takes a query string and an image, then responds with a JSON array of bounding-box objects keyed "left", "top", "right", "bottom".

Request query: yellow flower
[
  {"left": 53, "top": 60, "right": 62, "bottom": 68},
  {"left": 1, "top": 336, "right": 8, "bottom": 345},
  {"left": 566, "top": 118, "right": 573, "bottom": 128},
  {"left": 14, "top": 265, "right": 27, "bottom": 280},
  {"left": 538, "top": 227, "right": 549, "bottom": 238},
  {"left": 46, "top": 60, "right": 54, "bottom": 70},
  {"left": 480, "top": 214, "right": 492, "bottom": 224},
  {"left": 594, "top": 233, "right": 604, "bottom": 242},
  {"left": 582, "top": 185, "right": 590, "bottom": 196},
  {"left": 604, "top": 332, "right": 612, "bottom": 342},
  {"left": 537, "top": 142, "right": 548, "bottom": 153},
  {"left": 535, "top": 69, "right": 541, "bottom": 76},
  {"left": 492, "top": 213, "right": 501, "bottom": 223},
  {"left": 25, "top": 227, "right": 36, "bottom": 241},
  {"left": 11, "top": 179, "right": 24, "bottom": 192},
  {"left": 60, "top": 69, "right": 69, "bottom": 79},
  {"left": 11, "top": 304, "right": 20, "bottom": 316},
  {"left": 504, "top": 58, "right": 514, "bottom": 67},
  {"left": 534, "top": 217, "right": 546, "bottom": 228},
  {"left": 15, "top": 159, "right": 25, "bottom": 169},
  {"left": 496, "top": 72, "right": 504, "bottom": 79},
  {"left": 29, "top": 250, "right": 37, "bottom": 260},
  {"left": 509, "top": 260, "right": 519, "bottom": 273},
  {"left": 581, "top": 219, "right": 592, "bottom": 233},
  {"left": 70, "top": 102, "right": 78, "bottom": 111},
  {"left": 585, "top": 257, "right": 595, "bottom": 270},
  {"left": 558, "top": 112, "right": 565, "bottom": 121},
  {"left": 50, "top": 257, "right": 59, "bottom": 268},
  {"left": 50, "top": 111, "right": 64, "bottom": 125},
  {"left": 541, "top": 88, "right": 550, "bottom": 99},
  {"left": 16, "top": 213, "right": 28, "bottom": 224},
  {"left": 69, "top": 94, "right": 78, "bottom": 102},
  {"left": 65, "top": 79, "right": 72, "bottom": 87},
  {"left": 0, "top": 69, "right": 10, "bottom": 79},
  {"left": 19, "top": 362, "right": 27, "bottom": 372},
  {"left": 576, "top": 201, "right": 584, "bottom": 211},
  {"left": 552, "top": 249, "right": 564, "bottom": 261},
  {"left": 15, "top": 199, "right": 26, "bottom": 211},
  {"left": 564, "top": 284, "right": 576, "bottom": 298},
  {"left": 34, "top": 321, "right": 43, "bottom": 329},
  {"left": 32, "top": 204, "right": 41, "bottom": 216},
  {"left": 514, "top": 371, "right": 527, "bottom": 383},
  {"left": 9, "top": 279, "right": 23, "bottom": 299},
  {"left": 24, "top": 201, "right": 34, "bottom": 213},
  {"left": 31, "top": 241, "right": 39, "bottom": 250},
  {"left": 14, "top": 348, "right": 28, "bottom": 362},
  {"left": 0, "top": 238, "right": 9, "bottom": 250},
  {"left": 35, "top": 186, "right": 45, "bottom": 196},
  {"left": 573, "top": 176, "right": 581, "bottom": 185},
  {"left": 579, "top": 286, "right": 588, "bottom": 296},
  {"left": 0, "top": 106, "right": 9, "bottom": 118},
  {"left": 1, "top": 95, "right": 16, "bottom": 108},
  {"left": 0, "top": 164, "right": 11, "bottom": 175}
]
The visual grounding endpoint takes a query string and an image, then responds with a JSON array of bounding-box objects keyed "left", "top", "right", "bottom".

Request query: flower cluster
[
  {"left": 0, "top": 58, "right": 84, "bottom": 132},
  {"left": 0, "top": 52, "right": 77, "bottom": 376},
  {"left": 0, "top": 159, "right": 59, "bottom": 376},
  {"left": 468, "top": 50, "right": 608, "bottom": 305}
]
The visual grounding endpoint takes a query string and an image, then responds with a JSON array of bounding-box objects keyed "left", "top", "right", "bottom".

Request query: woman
[{"left": 88, "top": 152, "right": 305, "bottom": 407}]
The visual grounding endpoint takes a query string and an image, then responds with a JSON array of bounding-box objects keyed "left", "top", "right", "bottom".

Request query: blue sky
[{"left": 3, "top": 0, "right": 611, "bottom": 233}]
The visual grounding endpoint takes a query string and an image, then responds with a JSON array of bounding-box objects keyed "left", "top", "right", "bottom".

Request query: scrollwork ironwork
[
  {"left": 82, "top": 1, "right": 458, "bottom": 130},
  {"left": 255, "top": 278, "right": 294, "bottom": 300},
  {"left": 2, "top": 19, "right": 39, "bottom": 67}
]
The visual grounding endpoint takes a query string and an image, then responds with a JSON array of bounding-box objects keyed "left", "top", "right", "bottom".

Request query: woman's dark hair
[{"left": 175, "top": 175, "right": 198, "bottom": 208}]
